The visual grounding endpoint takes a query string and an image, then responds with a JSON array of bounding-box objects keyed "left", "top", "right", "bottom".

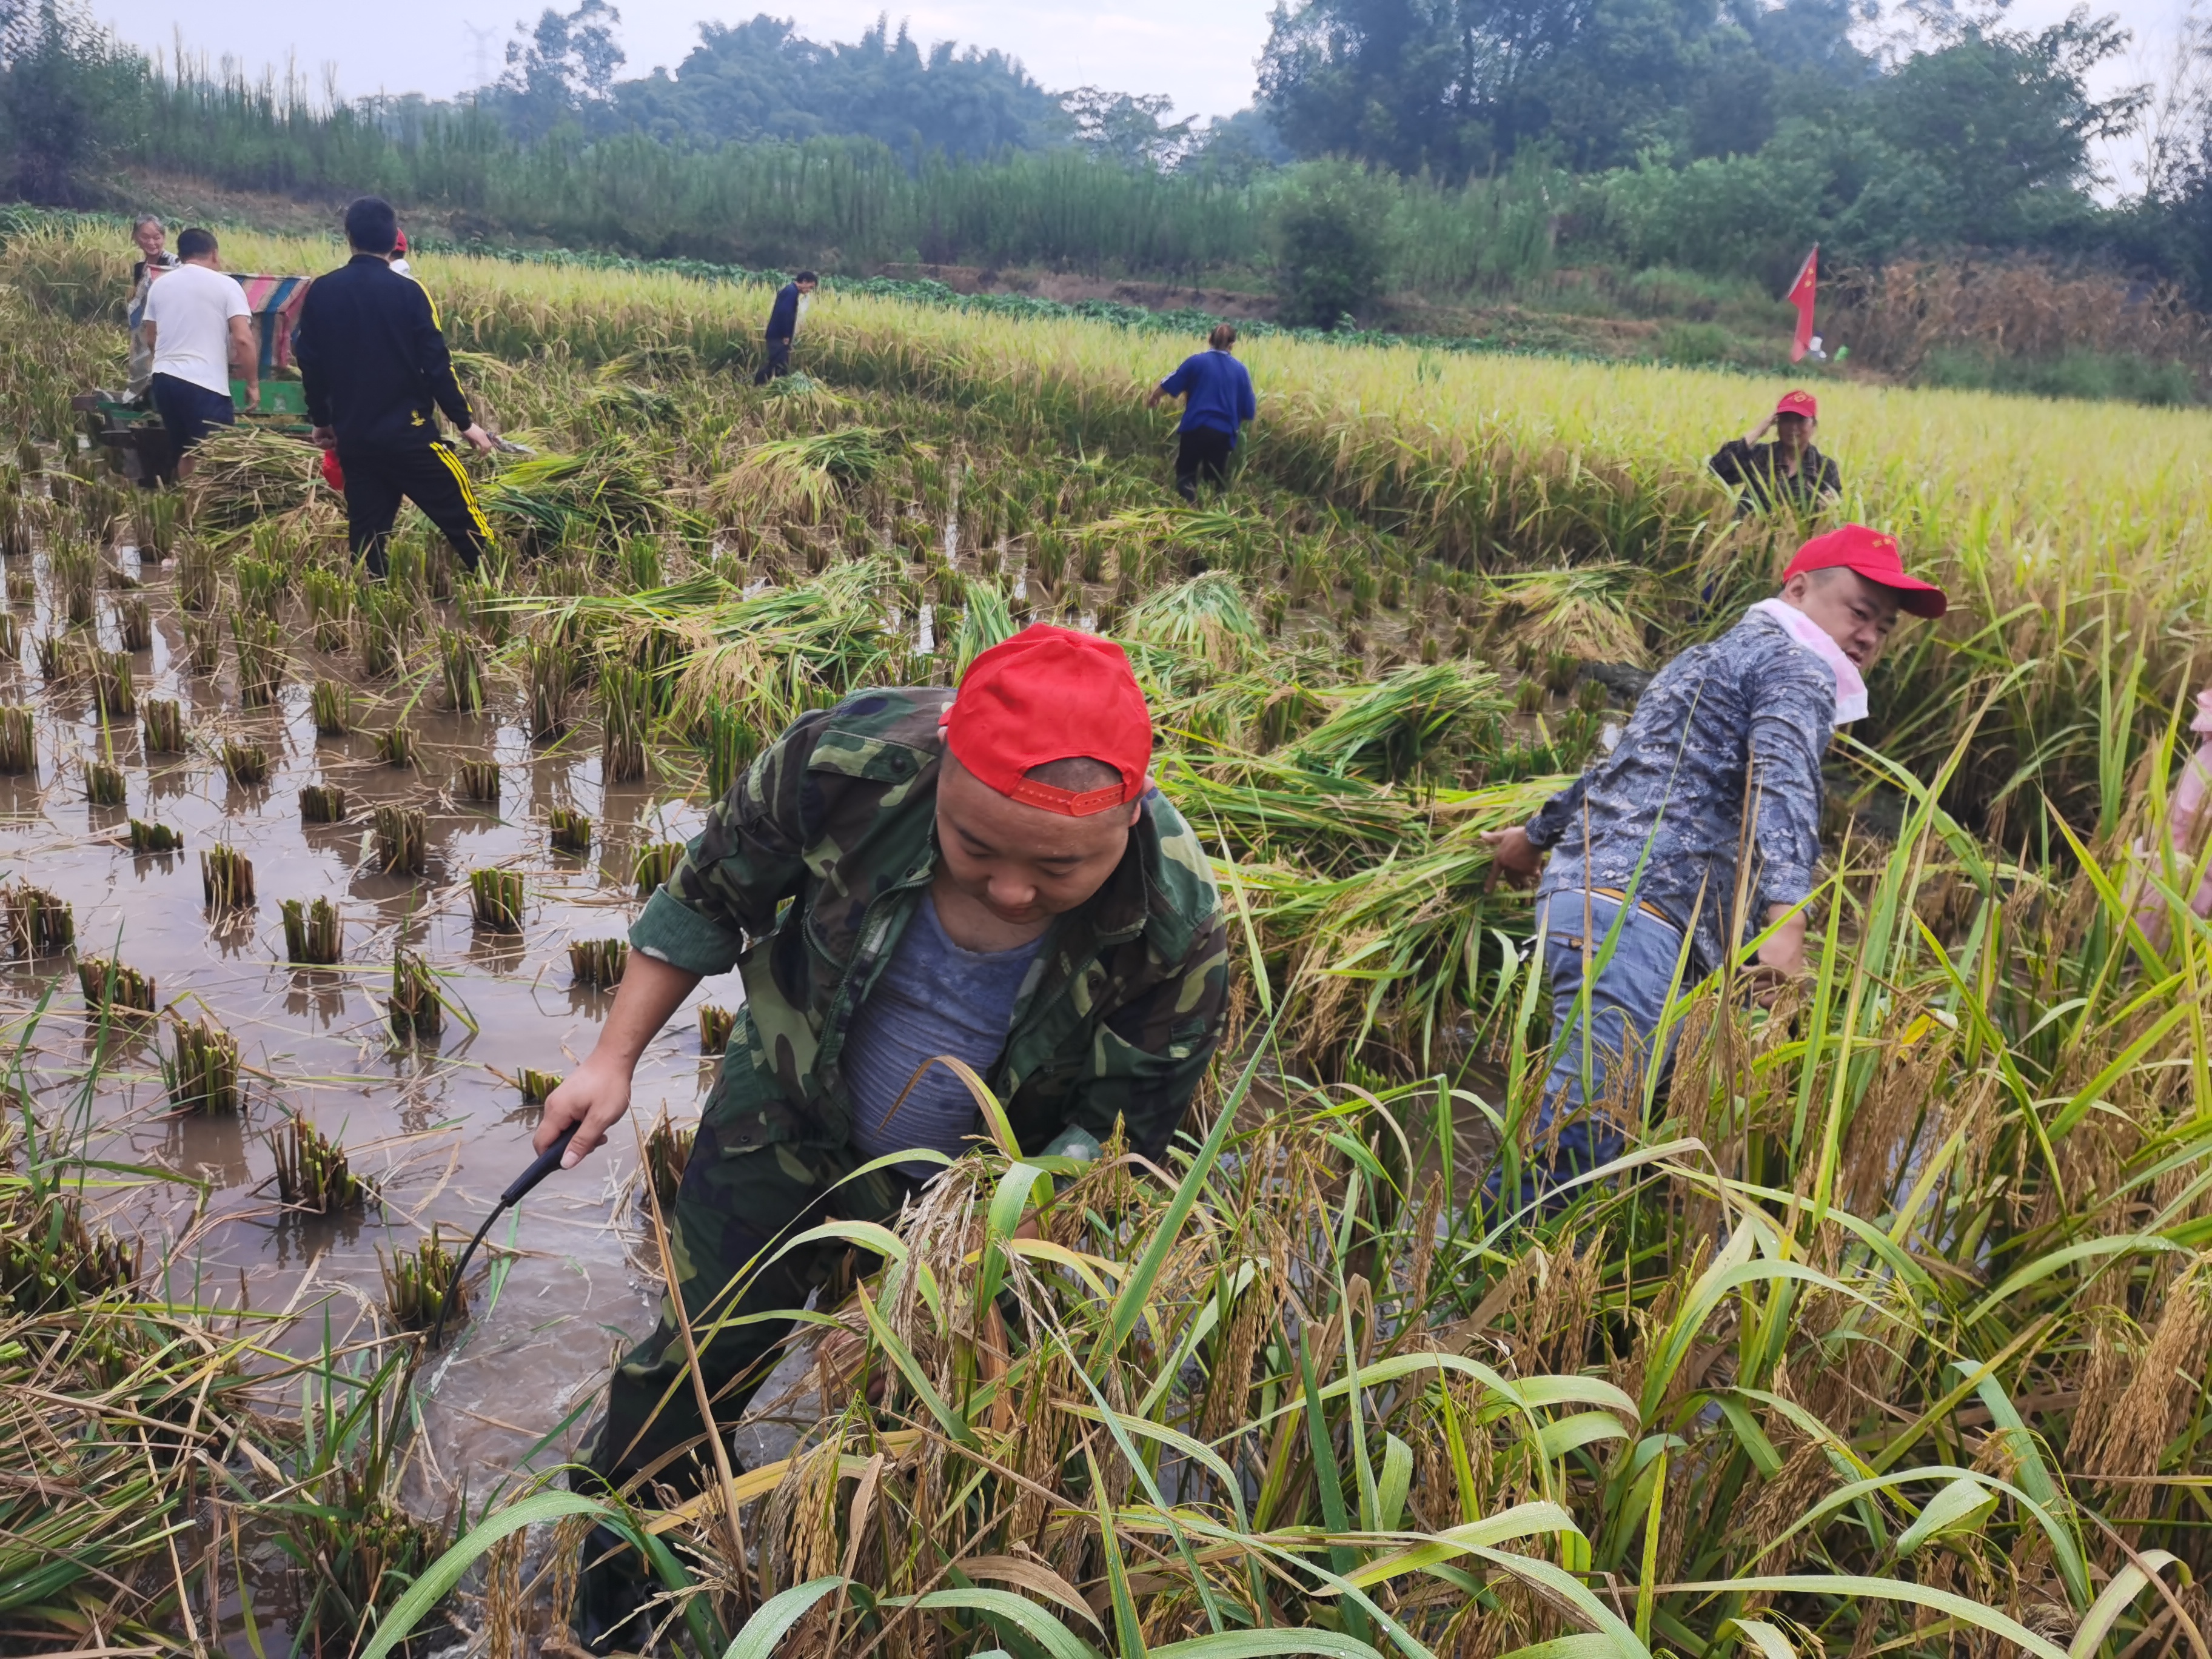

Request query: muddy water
[{"left": 11, "top": 538, "right": 715, "bottom": 1497}]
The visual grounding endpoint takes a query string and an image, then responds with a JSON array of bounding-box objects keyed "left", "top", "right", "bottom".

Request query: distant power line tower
[{"left": 463, "top": 22, "right": 500, "bottom": 89}]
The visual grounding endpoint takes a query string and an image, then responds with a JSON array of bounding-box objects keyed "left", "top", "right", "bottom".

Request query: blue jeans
[{"left": 1496, "top": 891, "right": 1689, "bottom": 1212}]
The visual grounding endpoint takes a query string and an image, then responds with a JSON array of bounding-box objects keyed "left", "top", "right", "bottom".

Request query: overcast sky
[{"left": 95, "top": 0, "right": 2192, "bottom": 175}]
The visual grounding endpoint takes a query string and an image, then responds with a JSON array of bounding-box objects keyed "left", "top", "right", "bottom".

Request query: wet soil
[{"left": 11, "top": 534, "right": 714, "bottom": 1500}]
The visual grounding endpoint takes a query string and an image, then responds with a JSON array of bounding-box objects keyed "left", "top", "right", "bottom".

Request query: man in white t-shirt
[{"left": 139, "top": 226, "right": 258, "bottom": 479}]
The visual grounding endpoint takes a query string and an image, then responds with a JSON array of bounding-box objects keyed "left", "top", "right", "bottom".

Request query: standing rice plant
[
  {"left": 380, "top": 1223, "right": 463, "bottom": 1331},
  {"left": 598, "top": 661, "right": 650, "bottom": 783},
  {"left": 356, "top": 583, "right": 415, "bottom": 678},
  {"left": 517, "top": 1067, "right": 561, "bottom": 1104},
  {"left": 304, "top": 568, "right": 354, "bottom": 652},
  {"left": 309, "top": 680, "right": 352, "bottom": 737},
  {"left": 426, "top": 541, "right": 456, "bottom": 603},
  {"left": 76, "top": 954, "right": 155, "bottom": 1013},
  {"left": 173, "top": 537, "right": 221, "bottom": 611},
  {"left": 642, "top": 1110, "right": 693, "bottom": 1215},
  {"left": 114, "top": 595, "right": 150, "bottom": 652},
  {"left": 1, "top": 881, "right": 72, "bottom": 956},
  {"left": 162, "top": 1014, "right": 238, "bottom": 1113},
  {"left": 468, "top": 868, "right": 525, "bottom": 932},
  {"left": 0, "top": 611, "right": 24, "bottom": 661},
  {"left": 0, "top": 705, "right": 32, "bottom": 774},
  {"left": 548, "top": 805, "right": 591, "bottom": 854},
  {"left": 435, "top": 627, "right": 484, "bottom": 713},
  {"left": 702, "top": 697, "right": 759, "bottom": 799},
  {"left": 372, "top": 805, "right": 426, "bottom": 875},
  {"left": 269, "top": 1116, "right": 363, "bottom": 1212},
  {"left": 32, "top": 631, "right": 78, "bottom": 683},
  {"left": 233, "top": 554, "right": 286, "bottom": 618},
  {"left": 3, "top": 569, "right": 28, "bottom": 605},
  {"left": 617, "top": 535, "right": 665, "bottom": 591},
  {"left": 82, "top": 759, "right": 124, "bottom": 806},
  {"left": 48, "top": 534, "right": 96, "bottom": 626},
  {"left": 698, "top": 1004, "right": 735, "bottom": 1053},
  {"left": 89, "top": 648, "right": 133, "bottom": 720},
  {"left": 179, "top": 614, "right": 221, "bottom": 674},
  {"left": 299, "top": 782, "right": 348, "bottom": 823},
  {"left": 0, "top": 491, "right": 32, "bottom": 562},
  {"left": 132, "top": 489, "right": 178, "bottom": 560},
  {"left": 457, "top": 575, "right": 510, "bottom": 643},
  {"left": 372, "top": 724, "right": 415, "bottom": 768},
  {"left": 281, "top": 897, "right": 341, "bottom": 965},
  {"left": 632, "top": 840, "right": 683, "bottom": 896},
  {"left": 455, "top": 759, "right": 498, "bottom": 803},
  {"left": 232, "top": 614, "right": 285, "bottom": 706},
  {"left": 524, "top": 635, "right": 574, "bottom": 739},
  {"left": 141, "top": 697, "right": 184, "bottom": 754},
  {"left": 200, "top": 844, "right": 255, "bottom": 912},
  {"left": 127, "top": 817, "right": 181, "bottom": 853},
  {"left": 220, "top": 740, "right": 269, "bottom": 787},
  {"left": 384, "top": 532, "right": 430, "bottom": 598},
  {"left": 386, "top": 948, "right": 443, "bottom": 1041},
  {"left": 568, "top": 937, "right": 627, "bottom": 987}
]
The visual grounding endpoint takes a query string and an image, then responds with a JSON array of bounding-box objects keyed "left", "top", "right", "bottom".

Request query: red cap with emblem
[
  {"left": 1775, "top": 389, "right": 1818, "bottom": 419},
  {"left": 1783, "top": 523, "right": 1948, "bottom": 618},
  {"left": 943, "top": 625, "right": 1152, "bottom": 816}
]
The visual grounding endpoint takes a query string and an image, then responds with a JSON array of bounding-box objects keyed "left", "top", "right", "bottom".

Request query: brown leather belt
[{"left": 1584, "top": 887, "right": 1683, "bottom": 934}]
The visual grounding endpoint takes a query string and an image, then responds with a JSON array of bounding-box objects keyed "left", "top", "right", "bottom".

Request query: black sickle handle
[
  {"left": 429, "top": 1125, "right": 578, "bottom": 1349},
  {"left": 501, "top": 1123, "right": 578, "bottom": 1206}
]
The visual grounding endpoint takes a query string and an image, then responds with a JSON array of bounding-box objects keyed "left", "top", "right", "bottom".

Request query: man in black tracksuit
[
  {"left": 752, "top": 269, "right": 816, "bottom": 384},
  {"left": 295, "top": 196, "right": 497, "bottom": 579}
]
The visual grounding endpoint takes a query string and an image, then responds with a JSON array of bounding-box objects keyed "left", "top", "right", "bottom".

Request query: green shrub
[
  {"left": 1655, "top": 321, "right": 1734, "bottom": 364},
  {"left": 1269, "top": 158, "right": 1393, "bottom": 329},
  {"left": 1915, "top": 347, "right": 2200, "bottom": 407}
]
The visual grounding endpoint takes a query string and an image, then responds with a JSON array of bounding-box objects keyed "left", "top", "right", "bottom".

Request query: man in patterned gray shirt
[{"left": 1484, "top": 524, "right": 1947, "bottom": 1204}]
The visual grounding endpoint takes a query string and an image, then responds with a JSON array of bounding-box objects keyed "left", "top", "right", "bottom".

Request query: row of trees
[{"left": 8, "top": 0, "right": 2212, "bottom": 317}]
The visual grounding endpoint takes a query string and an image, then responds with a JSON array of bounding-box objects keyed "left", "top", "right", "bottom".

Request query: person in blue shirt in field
[{"left": 1147, "top": 323, "right": 1257, "bottom": 500}]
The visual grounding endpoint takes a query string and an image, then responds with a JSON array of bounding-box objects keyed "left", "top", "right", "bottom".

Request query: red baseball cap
[
  {"left": 943, "top": 625, "right": 1152, "bottom": 815},
  {"left": 1776, "top": 389, "right": 1817, "bottom": 419},
  {"left": 1783, "top": 525, "right": 1948, "bottom": 619}
]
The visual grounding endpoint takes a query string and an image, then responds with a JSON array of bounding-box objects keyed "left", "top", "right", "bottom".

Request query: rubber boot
[{"left": 571, "top": 1523, "right": 655, "bottom": 1655}]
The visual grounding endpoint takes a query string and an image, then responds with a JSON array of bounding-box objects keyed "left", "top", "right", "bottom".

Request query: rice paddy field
[{"left": 5, "top": 219, "right": 2212, "bottom": 1659}]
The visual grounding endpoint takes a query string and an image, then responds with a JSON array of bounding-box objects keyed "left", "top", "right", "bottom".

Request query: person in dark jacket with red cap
[
  {"left": 1711, "top": 389, "right": 1841, "bottom": 513},
  {"left": 1484, "top": 525, "right": 1945, "bottom": 1208},
  {"left": 541, "top": 624, "right": 1230, "bottom": 1652}
]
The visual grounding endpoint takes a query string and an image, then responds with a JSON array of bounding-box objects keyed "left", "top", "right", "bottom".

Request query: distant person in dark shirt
[
  {"left": 1710, "top": 389, "right": 1840, "bottom": 514},
  {"left": 1147, "top": 324, "right": 1258, "bottom": 501},
  {"left": 295, "top": 195, "right": 497, "bottom": 581},
  {"left": 754, "top": 270, "right": 817, "bottom": 384}
]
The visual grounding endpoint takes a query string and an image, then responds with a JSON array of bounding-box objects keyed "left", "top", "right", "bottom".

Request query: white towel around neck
[{"left": 1747, "top": 598, "right": 1868, "bottom": 725}]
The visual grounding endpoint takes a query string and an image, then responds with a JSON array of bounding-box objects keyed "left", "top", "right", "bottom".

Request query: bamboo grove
[{"left": 1, "top": 220, "right": 2211, "bottom": 1658}]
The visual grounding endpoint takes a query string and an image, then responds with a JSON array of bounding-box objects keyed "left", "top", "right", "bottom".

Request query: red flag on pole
[{"left": 1786, "top": 245, "right": 1818, "bottom": 363}]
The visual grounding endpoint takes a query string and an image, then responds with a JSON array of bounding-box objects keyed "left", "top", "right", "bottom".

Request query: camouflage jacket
[{"left": 629, "top": 685, "right": 1230, "bottom": 1161}]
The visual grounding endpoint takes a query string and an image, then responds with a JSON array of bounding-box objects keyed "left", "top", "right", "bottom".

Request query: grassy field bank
[{"left": 1, "top": 222, "right": 2211, "bottom": 1658}]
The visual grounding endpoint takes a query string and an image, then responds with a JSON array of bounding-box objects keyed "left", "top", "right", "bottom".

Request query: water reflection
[
  {"left": 163, "top": 1107, "right": 252, "bottom": 1190},
  {"left": 283, "top": 971, "right": 349, "bottom": 1028},
  {"left": 11, "top": 560, "right": 714, "bottom": 1497}
]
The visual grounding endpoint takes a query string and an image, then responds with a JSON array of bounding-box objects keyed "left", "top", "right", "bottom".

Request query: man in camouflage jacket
[{"left": 536, "top": 629, "right": 1227, "bottom": 1525}]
